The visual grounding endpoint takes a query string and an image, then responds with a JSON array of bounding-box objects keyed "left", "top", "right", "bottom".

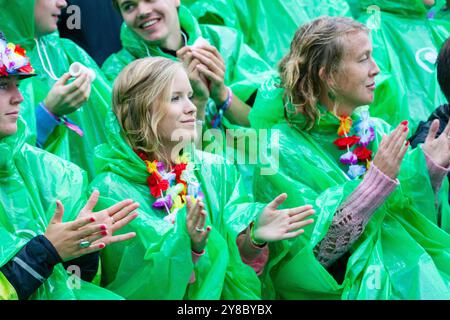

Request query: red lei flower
[
  {"left": 333, "top": 136, "right": 360, "bottom": 150},
  {"left": 353, "top": 146, "right": 372, "bottom": 161}
]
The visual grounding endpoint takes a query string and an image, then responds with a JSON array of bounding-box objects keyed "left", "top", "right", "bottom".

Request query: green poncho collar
[
  {"left": 120, "top": 5, "right": 202, "bottom": 60},
  {"left": 0, "top": 118, "right": 28, "bottom": 177},
  {"left": 286, "top": 102, "right": 364, "bottom": 136}
]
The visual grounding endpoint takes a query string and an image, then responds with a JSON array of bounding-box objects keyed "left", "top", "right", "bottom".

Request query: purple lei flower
[
  {"left": 359, "top": 127, "right": 375, "bottom": 147},
  {"left": 152, "top": 194, "right": 172, "bottom": 210},
  {"left": 347, "top": 164, "right": 366, "bottom": 179},
  {"left": 340, "top": 151, "right": 358, "bottom": 165},
  {"left": 156, "top": 162, "right": 165, "bottom": 172}
]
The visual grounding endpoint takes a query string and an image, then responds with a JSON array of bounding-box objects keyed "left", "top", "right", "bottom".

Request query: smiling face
[
  {"left": 117, "top": 0, "right": 181, "bottom": 49},
  {"left": 0, "top": 77, "right": 24, "bottom": 139},
  {"left": 34, "top": 0, "right": 67, "bottom": 37},
  {"left": 158, "top": 66, "right": 197, "bottom": 146},
  {"left": 331, "top": 31, "right": 380, "bottom": 111}
]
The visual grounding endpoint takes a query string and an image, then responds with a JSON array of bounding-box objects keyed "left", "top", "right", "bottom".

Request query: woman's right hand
[
  {"left": 373, "top": 121, "right": 409, "bottom": 179},
  {"left": 186, "top": 198, "right": 211, "bottom": 253},
  {"left": 44, "top": 200, "right": 107, "bottom": 262}
]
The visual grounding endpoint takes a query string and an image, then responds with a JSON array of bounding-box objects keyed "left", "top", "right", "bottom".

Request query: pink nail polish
[
  {"left": 401, "top": 120, "right": 408, "bottom": 126},
  {"left": 99, "top": 244, "right": 105, "bottom": 249},
  {"left": 89, "top": 217, "right": 95, "bottom": 222},
  {"left": 403, "top": 126, "right": 408, "bottom": 132},
  {"left": 206, "top": 226, "right": 211, "bottom": 231},
  {"left": 101, "top": 230, "right": 108, "bottom": 236},
  {"left": 405, "top": 140, "right": 410, "bottom": 147},
  {"left": 100, "top": 225, "right": 107, "bottom": 230}
]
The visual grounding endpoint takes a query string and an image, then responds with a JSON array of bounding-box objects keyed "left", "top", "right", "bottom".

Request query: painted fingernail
[
  {"left": 401, "top": 120, "right": 408, "bottom": 126},
  {"left": 101, "top": 230, "right": 108, "bottom": 236},
  {"left": 99, "top": 244, "right": 105, "bottom": 249},
  {"left": 206, "top": 226, "right": 211, "bottom": 231},
  {"left": 403, "top": 126, "right": 408, "bottom": 132},
  {"left": 89, "top": 217, "right": 96, "bottom": 222},
  {"left": 405, "top": 140, "right": 410, "bottom": 147},
  {"left": 100, "top": 224, "right": 107, "bottom": 230}
]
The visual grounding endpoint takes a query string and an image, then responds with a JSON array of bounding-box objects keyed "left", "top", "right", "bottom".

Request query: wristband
[{"left": 250, "top": 222, "right": 267, "bottom": 247}]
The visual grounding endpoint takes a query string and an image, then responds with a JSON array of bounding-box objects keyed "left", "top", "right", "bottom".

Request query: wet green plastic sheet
[
  {"left": 251, "top": 84, "right": 450, "bottom": 299},
  {"left": 358, "top": 0, "right": 450, "bottom": 132},
  {"left": 0, "top": 0, "right": 112, "bottom": 180},
  {"left": 89, "top": 112, "right": 266, "bottom": 299},
  {"left": 182, "top": 0, "right": 352, "bottom": 68},
  {"left": 0, "top": 119, "right": 122, "bottom": 300}
]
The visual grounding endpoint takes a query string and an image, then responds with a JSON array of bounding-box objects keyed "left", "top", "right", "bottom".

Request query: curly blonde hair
[
  {"left": 279, "top": 16, "right": 368, "bottom": 130},
  {"left": 112, "top": 57, "right": 184, "bottom": 163}
]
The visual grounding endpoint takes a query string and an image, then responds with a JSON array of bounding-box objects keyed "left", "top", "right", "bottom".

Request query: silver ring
[
  {"left": 195, "top": 226, "right": 204, "bottom": 233},
  {"left": 79, "top": 239, "right": 90, "bottom": 248},
  {"left": 110, "top": 216, "right": 115, "bottom": 224}
]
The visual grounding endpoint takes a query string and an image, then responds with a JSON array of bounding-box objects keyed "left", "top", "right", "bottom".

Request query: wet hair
[{"left": 278, "top": 16, "right": 368, "bottom": 129}]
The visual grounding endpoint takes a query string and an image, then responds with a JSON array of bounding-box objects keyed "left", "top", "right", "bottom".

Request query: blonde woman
[
  {"left": 89, "top": 57, "right": 315, "bottom": 299},
  {"left": 251, "top": 17, "right": 450, "bottom": 299}
]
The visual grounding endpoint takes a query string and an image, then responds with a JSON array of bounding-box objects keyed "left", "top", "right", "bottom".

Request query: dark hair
[
  {"left": 112, "top": 0, "right": 119, "bottom": 11},
  {"left": 437, "top": 37, "right": 450, "bottom": 102}
]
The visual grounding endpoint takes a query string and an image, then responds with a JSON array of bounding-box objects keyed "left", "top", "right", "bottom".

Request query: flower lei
[
  {"left": 135, "top": 150, "right": 203, "bottom": 224},
  {"left": 333, "top": 111, "right": 375, "bottom": 179},
  {"left": 0, "top": 39, "right": 34, "bottom": 76}
]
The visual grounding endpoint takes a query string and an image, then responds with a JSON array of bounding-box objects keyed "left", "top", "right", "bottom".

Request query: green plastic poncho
[
  {"left": 88, "top": 112, "right": 266, "bottom": 300},
  {"left": 358, "top": 0, "right": 450, "bottom": 132},
  {"left": 251, "top": 92, "right": 450, "bottom": 299},
  {"left": 433, "top": 0, "right": 450, "bottom": 20},
  {"left": 0, "top": 0, "right": 113, "bottom": 180},
  {"left": 0, "top": 118, "right": 122, "bottom": 300},
  {"left": 182, "top": 0, "right": 352, "bottom": 68}
]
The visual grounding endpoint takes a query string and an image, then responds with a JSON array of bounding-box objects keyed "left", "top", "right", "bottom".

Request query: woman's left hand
[{"left": 422, "top": 118, "right": 450, "bottom": 168}]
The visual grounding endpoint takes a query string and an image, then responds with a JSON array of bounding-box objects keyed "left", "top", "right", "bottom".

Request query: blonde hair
[
  {"left": 279, "top": 16, "right": 368, "bottom": 130},
  {"left": 112, "top": 57, "right": 183, "bottom": 163}
]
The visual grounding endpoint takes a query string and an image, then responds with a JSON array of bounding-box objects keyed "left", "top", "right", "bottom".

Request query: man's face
[
  {"left": 34, "top": 0, "right": 67, "bottom": 37},
  {"left": 117, "top": 0, "right": 181, "bottom": 47}
]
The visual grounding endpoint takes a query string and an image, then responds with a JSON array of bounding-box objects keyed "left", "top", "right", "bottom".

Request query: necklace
[
  {"left": 135, "top": 150, "right": 203, "bottom": 223},
  {"left": 333, "top": 110, "right": 375, "bottom": 179}
]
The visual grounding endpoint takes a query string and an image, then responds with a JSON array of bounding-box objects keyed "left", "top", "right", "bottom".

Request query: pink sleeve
[
  {"left": 236, "top": 226, "right": 269, "bottom": 276},
  {"left": 314, "top": 164, "right": 398, "bottom": 268},
  {"left": 189, "top": 249, "right": 205, "bottom": 284}
]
